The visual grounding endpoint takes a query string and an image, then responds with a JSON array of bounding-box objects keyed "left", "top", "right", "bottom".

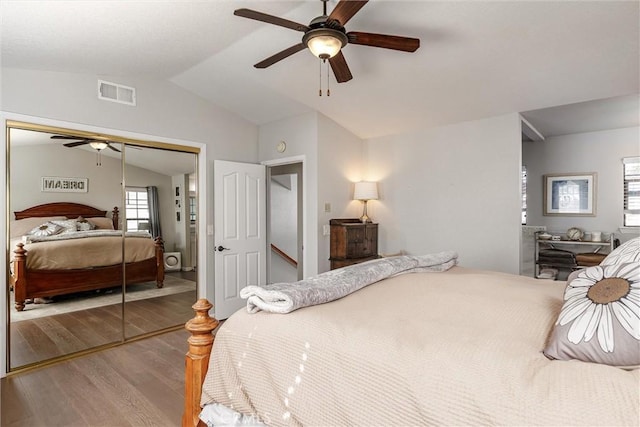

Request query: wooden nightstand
[{"left": 329, "top": 218, "right": 378, "bottom": 270}]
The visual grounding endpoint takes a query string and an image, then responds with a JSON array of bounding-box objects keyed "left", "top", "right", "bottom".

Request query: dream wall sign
[{"left": 41, "top": 176, "right": 89, "bottom": 193}]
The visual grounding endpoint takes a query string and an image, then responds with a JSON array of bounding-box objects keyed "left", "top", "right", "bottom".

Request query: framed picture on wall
[
  {"left": 41, "top": 176, "right": 88, "bottom": 193},
  {"left": 543, "top": 172, "right": 596, "bottom": 216}
]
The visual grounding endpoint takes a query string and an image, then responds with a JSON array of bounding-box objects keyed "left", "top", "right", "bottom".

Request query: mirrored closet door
[
  {"left": 6, "top": 122, "right": 198, "bottom": 371},
  {"left": 122, "top": 145, "right": 198, "bottom": 340}
]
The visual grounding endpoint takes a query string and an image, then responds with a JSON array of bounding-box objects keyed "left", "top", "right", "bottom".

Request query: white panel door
[{"left": 214, "top": 160, "right": 266, "bottom": 319}]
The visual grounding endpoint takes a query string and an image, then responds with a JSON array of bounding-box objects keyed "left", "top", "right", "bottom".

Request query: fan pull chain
[
  {"left": 318, "top": 59, "right": 331, "bottom": 96},
  {"left": 96, "top": 151, "right": 102, "bottom": 166},
  {"left": 319, "top": 59, "right": 322, "bottom": 96},
  {"left": 327, "top": 61, "right": 330, "bottom": 97}
]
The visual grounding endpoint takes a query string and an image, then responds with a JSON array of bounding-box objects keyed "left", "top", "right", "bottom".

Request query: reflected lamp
[{"left": 89, "top": 141, "right": 108, "bottom": 151}]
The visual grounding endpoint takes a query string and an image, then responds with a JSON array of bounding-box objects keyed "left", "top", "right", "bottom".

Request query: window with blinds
[
  {"left": 623, "top": 157, "right": 640, "bottom": 227},
  {"left": 125, "top": 187, "right": 150, "bottom": 231}
]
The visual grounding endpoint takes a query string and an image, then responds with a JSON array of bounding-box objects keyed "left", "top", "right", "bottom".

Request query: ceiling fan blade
[
  {"left": 234, "top": 8, "right": 309, "bottom": 32},
  {"left": 347, "top": 31, "right": 420, "bottom": 52},
  {"left": 62, "top": 141, "right": 91, "bottom": 148},
  {"left": 254, "top": 43, "right": 307, "bottom": 69},
  {"left": 329, "top": 51, "right": 353, "bottom": 83},
  {"left": 329, "top": 0, "right": 368, "bottom": 26},
  {"left": 51, "top": 135, "right": 82, "bottom": 140},
  {"left": 107, "top": 144, "right": 121, "bottom": 153}
]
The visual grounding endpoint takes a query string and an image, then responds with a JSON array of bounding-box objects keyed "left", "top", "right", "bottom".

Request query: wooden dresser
[{"left": 329, "top": 218, "right": 378, "bottom": 270}]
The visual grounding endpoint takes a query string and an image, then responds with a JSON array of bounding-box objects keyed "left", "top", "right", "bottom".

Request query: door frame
[
  {"left": 262, "top": 155, "right": 307, "bottom": 280},
  {"left": 267, "top": 162, "right": 304, "bottom": 283}
]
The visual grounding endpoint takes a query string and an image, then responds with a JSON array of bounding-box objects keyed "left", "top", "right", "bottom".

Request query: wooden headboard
[{"left": 14, "top": 202, "right": 119, "bottom": 229}]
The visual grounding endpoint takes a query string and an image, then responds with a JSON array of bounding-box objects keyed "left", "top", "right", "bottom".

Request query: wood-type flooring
[
  {"left": 1, "top": 328, "right": 190, "bottom": 426},
  {"left": 9, "top": 290, "right": 196, "bottom": 368}
]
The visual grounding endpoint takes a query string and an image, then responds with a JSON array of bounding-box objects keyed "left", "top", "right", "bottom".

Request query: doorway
[{"left": 268, "top": 163, "right": 303, "bottom": 283}]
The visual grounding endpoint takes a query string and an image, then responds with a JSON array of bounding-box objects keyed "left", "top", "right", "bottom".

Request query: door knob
[{"left": 215, "top": 245, "right": 230, "bottom": 252}]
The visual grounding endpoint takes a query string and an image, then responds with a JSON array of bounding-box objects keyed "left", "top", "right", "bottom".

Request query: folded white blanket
[{"left": 241, "top": 252, "right": 458, "bottom": 314}]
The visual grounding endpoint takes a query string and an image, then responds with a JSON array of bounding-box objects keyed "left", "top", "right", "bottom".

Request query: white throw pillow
[
  {"left": 50, "top": 219, "right": 79, "bottom": 234},
  {"left": 544, "top": 262, "right": 640, "bottom": 368},
  {"left": 601, "top": 237, "right": 640, "bottom": 266},
  {"left": 28, "top": 222, "right": 64, "bottom": 237}
]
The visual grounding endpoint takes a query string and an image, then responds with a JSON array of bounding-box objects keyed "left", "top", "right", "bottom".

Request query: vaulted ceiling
[{"left": 2, "top": 1, "right": 638, "bottom": 139}]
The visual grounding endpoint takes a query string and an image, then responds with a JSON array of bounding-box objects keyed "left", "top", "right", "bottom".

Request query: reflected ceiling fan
[
  {"left": 234, "top": 0, "right": 420, "bottom": 86},
  {"left": 51, "top": 135, "right": 121, "bottom": 152}
]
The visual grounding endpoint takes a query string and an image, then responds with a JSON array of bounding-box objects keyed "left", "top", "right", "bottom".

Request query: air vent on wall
[{"left": 98, "top": 79, "right": 136, "bottom": 106}]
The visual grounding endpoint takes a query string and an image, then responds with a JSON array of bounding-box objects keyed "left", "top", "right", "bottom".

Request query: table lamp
[{"left": 353, "top": 181, "right": 378, "bottom": 223}]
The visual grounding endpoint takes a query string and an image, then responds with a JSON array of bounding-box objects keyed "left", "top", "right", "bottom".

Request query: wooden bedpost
[
  {"left": 183, "top": 298, "right": 219, "bottom": 427},
  {"left": 111, "top": 206, "right": 119, "bottom": 230},
  {"left": 13, "top": 243, "right": 27, "bottom": 311},
  {"left": 154, "top": 237, "right": 165, "bottom": 288}
]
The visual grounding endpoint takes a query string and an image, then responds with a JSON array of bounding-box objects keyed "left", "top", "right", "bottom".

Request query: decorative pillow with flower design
[
  {"left": 544, "top": 262, "right": 640, "bottom": 367},
  {"left": 28, "top": 222, "right": 64, "bottom": 237},
  {"left": 601, "top": 237, "right": 640, "bottom": 266},
  {"left": 50, "top": 219, "right": 78, "bottom": 234},
  {"left": 75, "top": 216, "right": 96, "bottom": 231}
]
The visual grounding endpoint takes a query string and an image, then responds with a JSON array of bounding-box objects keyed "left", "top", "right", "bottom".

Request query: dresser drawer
[{"left": 329, "top": 219, "right": 378, "bottom": 269}]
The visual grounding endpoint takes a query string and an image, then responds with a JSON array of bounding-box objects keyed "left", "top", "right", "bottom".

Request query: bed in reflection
[{"left": 9, "top": 202, "right": 164, "bottom": 311}]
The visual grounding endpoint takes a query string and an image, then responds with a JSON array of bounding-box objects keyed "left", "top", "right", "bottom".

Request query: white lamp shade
[
  {"left": 307, "top": 34, "right": 343, "bottom": 59},
  {"left": 353, "top": 181, "right": 378, "bottom": 201},
  {"left": 89, "top": 141, "right": 108, "bottom": 150}
]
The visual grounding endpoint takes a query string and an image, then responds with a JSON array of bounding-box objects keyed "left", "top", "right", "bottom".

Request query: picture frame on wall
[
  {"left": 543, "top": 172, "right": 596, "bottom": 216},
  {"left": 41, "top": 176, "right": 88, "bottom": 193}
]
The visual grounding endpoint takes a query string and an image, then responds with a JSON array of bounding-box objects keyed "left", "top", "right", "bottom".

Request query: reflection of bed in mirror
[{"left": 10, "top": 202, "right": 164, "bottom": 312}]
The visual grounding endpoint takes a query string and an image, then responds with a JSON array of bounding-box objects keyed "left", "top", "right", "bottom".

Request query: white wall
[
  {"left": 364, "top": 113, "right": 523, "bottom": 274},
  {"left": 523, "top": 126, "right": 640, "bottom": 243},
  {"left": 259, "top": 112, "right": 319, "bottom": 276},
  {"left": 270, "top": 176, "right": 298, "bottom": 259},
  {"left": 258, "top": 112, "right": 364, "bottom": 275},
  {"left": 270, "top": 176, "right": 298, "bottom": 284},
  {"left": 1, "top": 68, "right": 259, "bottom": 157},
  {"left": 317, "top": 113, "right": 365, "bottom": 272},
  {"left": 10, "top": 143, "right": 122, "bottom": 213}
]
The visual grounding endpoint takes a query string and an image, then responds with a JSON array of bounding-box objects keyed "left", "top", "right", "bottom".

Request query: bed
[
  {"left": 10, "top": 202, "right": 164, "bottom": 311},
  {"left": 182, "top": 242, "right": 640, "bottom": 427}
]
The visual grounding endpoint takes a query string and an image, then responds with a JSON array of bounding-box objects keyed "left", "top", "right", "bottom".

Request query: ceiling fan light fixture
[
  {"left": 303, "top": 28, "right": 347, "bottom": 59},
  {"left": 89, "top": 141, "right": 108, "bottom": 151}
]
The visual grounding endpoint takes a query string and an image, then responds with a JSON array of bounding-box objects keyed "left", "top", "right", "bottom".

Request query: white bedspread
[
  {"left": 201, "top": 267, "right": 639, "bottom": 426},
  {"left": 11, "top": 232, "right": 157, "bottom": 270}
]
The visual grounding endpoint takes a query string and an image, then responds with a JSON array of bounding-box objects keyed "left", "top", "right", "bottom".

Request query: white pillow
[
  {"left": 50, "top": 219, "right": 79, "bottom": 234},
  {"left": 601, "top": 237, "right": 640, "bottom": 265},
  {"left": 28, "top": 222, "right": 64, "bottom": 237},
  {"left": 75, "top": 216, "right": 96, "bottom": 231},
  {"left": 10, "top": 216, "right": 67, "bottom": 238},
  {"left": 544, "top": 262, "right": 640, "bottom": 368}
]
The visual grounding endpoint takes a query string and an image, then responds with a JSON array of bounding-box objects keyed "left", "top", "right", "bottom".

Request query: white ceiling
[
  {"left": 8, "top": 128, "right": 197, "bottom": 176},
  {"left": 1, "top": 0, "right": 639, "bottom": 140}
]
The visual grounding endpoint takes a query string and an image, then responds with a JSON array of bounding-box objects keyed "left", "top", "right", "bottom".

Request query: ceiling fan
[
  {"left": 234, "top": 0, "right": 420, "bottom": 84},
  {"left": 51, "top": 135, "right": 121, "bottom": 152}
]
